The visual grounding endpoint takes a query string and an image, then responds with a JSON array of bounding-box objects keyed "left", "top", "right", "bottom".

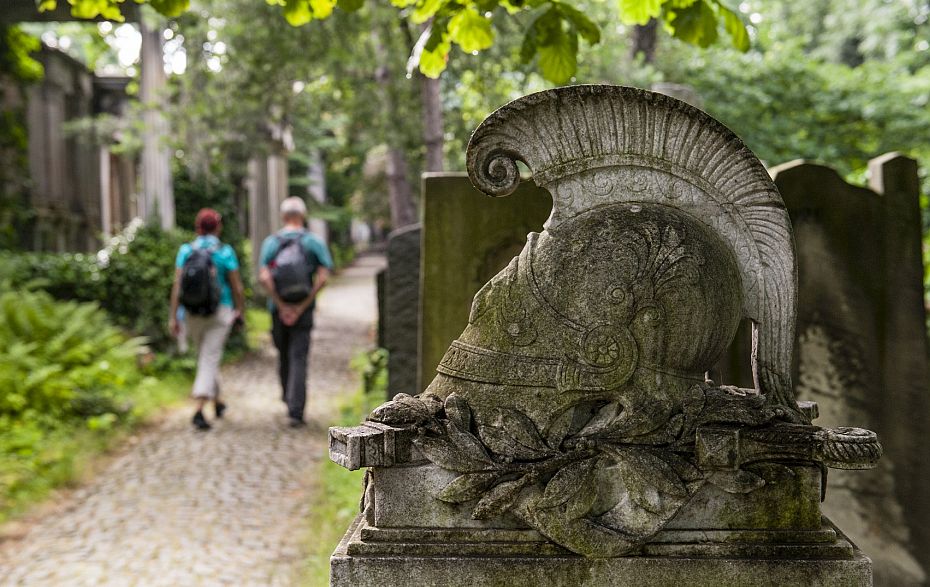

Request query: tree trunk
[
  {"left": 630, "top": 19, "right": 658, "bottom": 63},
  {"left": 417, "top": 21, "right": 444, "bottom": 172},
  {"left": 372, "top": 23, "right": 417, "bottom": 229},
  {"left": 420, "top": 75, "right": 444, "bottom": 172}
]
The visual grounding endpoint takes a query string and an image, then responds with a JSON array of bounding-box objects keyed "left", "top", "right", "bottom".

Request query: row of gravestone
[{"left": 375, "top": 156, "right": 930, "bottom": 586}]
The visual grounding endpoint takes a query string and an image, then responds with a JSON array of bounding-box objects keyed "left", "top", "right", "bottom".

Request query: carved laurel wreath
[{"left": 368, "top": 387, "right": 800, "bottom": 556}]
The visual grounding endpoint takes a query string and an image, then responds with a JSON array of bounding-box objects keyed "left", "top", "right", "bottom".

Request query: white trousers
[{"left": 186, "top": 306, "right": 235, "bottom": 398}]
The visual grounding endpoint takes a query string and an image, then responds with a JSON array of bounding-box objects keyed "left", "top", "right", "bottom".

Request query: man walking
[{"left": 259, "top": 197, "right": 334, "bottom": 427}]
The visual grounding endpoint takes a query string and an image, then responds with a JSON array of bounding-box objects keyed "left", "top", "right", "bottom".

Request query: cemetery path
[{"left": 0, "top": 253, "right": 385, "bottom": 587}]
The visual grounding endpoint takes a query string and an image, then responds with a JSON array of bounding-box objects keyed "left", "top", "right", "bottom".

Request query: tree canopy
[{"left": 37, "top": 0, "right": 751, "bottom": 83}]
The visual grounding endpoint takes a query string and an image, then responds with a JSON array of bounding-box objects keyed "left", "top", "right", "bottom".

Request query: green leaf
[
  {"left": 667, "top": 0, "right": 719, "bottom": 48},
  {"left": 538, "top": 25, "right": 577, "bottom": 85},
  {"left": 412, "top": 0, "right": 443, "bottom": 24},
  {"left": 618, "top": 0, "right": 663, "bottom": 25},
  {"left": 149, "top": 0, "right": 191, "bottom": 17},
  {"left": 714, "top": 1, "right": 749, "bottom": 52},
  {"left": 556, "top": 3, "right": 601, "bottom": 45},
  {"left": 448, "top": 7, "right": 494, "bottom": 53},
  {"left": 37, "top": 0, "right": 57, "bottom": 12},
  {"left": 419, "top": 30, "right": 451, "bottom": 78},
  {"left": 309, "top": 0, "right": 336, "bottom": 19},
  {"left": 283, "top": 0, "right": 312, "bottom": 26},
  {"left": 336, "top": 0, "right": 365, "bottom": 11}
]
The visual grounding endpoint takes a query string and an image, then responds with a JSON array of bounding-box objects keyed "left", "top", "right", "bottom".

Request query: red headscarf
[{"left": 195, "top": 208, "right": 222, "bottom": 235}]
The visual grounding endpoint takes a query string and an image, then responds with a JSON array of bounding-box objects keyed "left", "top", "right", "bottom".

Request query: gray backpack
[{"left": 271, "top": 234, "right": 313, "bottom": 303}]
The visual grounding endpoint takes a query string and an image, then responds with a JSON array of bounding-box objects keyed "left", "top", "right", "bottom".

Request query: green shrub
[
  {"left": 97, "top": 220, "right": 191, "bottom": 348},
  {"left": 0, "top": 285, "right": 143, "bottom": 420},
  {"left": 0, "top": 285, "right": 151, "bottom": 512},
  {"left": 0, "top": 220, "right": 194, "bottom": 350}
]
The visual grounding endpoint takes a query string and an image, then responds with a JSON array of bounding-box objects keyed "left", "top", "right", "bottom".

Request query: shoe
[
  {"left": 192, "top": 411, "right": 211, "bottom": 431},
  {"left": 287, "top": 417, "right": 306, "bottom": 429},
  {"left": 215, "top": 402, "right": 227, "bottom": 419}
]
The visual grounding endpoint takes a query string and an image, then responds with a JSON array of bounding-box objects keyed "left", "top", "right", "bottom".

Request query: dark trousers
[{"left": 271, "top": 310, "right": 313, "bottom": 421}]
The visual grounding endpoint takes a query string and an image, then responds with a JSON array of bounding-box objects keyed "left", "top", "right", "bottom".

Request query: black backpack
[
  {"left": 179, "top": 243, "right": 221, "bottom": 315},
  {"left": 271, "top": 234, "right": 314, "bottom": 303}
]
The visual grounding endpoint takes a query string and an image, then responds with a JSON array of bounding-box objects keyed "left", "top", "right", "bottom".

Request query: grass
[
  {"left": 0, "top": 370, "right": 191, "bottom": 524},
  {"left": 299, "top": 356, "right": 387, "bottom": 586},
  {"left": 245, "top": 307, "right": 272, "bottom": 349}
]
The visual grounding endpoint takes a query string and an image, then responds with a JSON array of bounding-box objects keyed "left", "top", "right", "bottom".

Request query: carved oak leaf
[
  {"left": 707, "top": 469, "right": 766, "bottom": 494},
  {"left": 472, "top": 475, "right": 533, "bottom": 520},
  {"left": 544, "top": 405, "right": 575, "bottom": 451},
  {"left": 577, "top": 402, "right": 622, "bottom": 437},
  {"left": 415, "top": 436, "right": 490, "bottom": 473},
  {"left": 443, "top": 421, "right": 493, "bottom": 464},
  {"left": 436, "top": 472, "right": 501, "bottom": 503},
  {"left": 478, "top": 408, "right": 553, "bottom": 460},
  {"left": 535, "top": 456, "right": 600, "bottom": 519},
  {"left": 443, "top": 393, "right": 472, "bottom": 432},
  {"left": 368, "top": 393, "right": 431, "bottom": 425},
  {"left": 604, "top": 446, "right": 688, "bottom": 514}
]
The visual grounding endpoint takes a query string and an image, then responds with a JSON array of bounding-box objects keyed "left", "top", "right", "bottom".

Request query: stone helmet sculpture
[
  {"left": 426, "top": 85, "right": 798, "bottom": 430},
  {"left": 351, "top": 85, "right": 880, "bottom": 562}
]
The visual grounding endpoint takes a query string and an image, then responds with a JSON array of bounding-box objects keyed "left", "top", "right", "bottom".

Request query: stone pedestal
[{"left": 332, "top": 514, "right": 871, "bottom": 587}]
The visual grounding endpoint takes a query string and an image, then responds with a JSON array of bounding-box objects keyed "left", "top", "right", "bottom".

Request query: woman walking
[{"left": 169, "top": 208, "right": 245, "bottom": 430}]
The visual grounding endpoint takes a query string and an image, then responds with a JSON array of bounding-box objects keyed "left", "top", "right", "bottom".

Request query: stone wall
[
  {"left": 23, "top": 47, "right": 136, "bottom": 251},
  {"left": 417, "top": 173, "right": 552, "bottom": 392},
  {"left": 716, "top": 155, "right": 930, "bottom": 586}
]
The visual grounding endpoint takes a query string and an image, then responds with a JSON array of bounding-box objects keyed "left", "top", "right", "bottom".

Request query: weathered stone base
[{"left": 331, "top": 514, "right": 872, "bottom": 587}]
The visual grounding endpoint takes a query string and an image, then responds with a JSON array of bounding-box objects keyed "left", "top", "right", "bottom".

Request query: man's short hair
[{"left": 280, "top": 197, "right": 307, "bottom": 218}]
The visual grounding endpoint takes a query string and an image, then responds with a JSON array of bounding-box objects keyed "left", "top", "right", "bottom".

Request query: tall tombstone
[
  {"left": 720, "top": 157, "right": 927, "bottom": 585},
  {"left": 385, "top": 224, "right": 421, "bottom": 399},
  {"left": 329, "top": 86, "right": 881, "bottom": 586},
  {"left": 418, "top": 173, "right": 552, "bottom": 392}
]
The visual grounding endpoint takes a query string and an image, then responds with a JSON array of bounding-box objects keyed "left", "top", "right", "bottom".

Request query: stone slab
[
  {"left": 385, "top": 224, "right": 421, "bottom": 399},
  {"left": 332, "top": 514, "right": 872, "bottom": 587},
  {"left": 369, "top": 462, "right": 822, "bottom": 532},
  {"left": 418, "top": 173, "right": 552, "bottom": 392},
  {"left": 713, "top": 156, "right": 930, "bottom": 583}
]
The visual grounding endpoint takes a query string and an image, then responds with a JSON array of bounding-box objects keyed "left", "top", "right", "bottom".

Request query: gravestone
[
  {"left": 330, "top": 86, "right": 881, "bottom": 586},
  {"left": 716, "top": 157, "right": 929, "bottom": 585},
  {"left": 418, "top": 174, "right": 552, "bottom": 392},
  {"left": 375, "top": 268, "right": 386, "bottom": 348},
  {"left": 384, "top": 224, "right": 422, "bottom": 399}
]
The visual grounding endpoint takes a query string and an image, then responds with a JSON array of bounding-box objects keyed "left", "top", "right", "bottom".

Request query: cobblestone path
[{"left": 0, "top": 254, "right": 385, "bottom": 587}]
